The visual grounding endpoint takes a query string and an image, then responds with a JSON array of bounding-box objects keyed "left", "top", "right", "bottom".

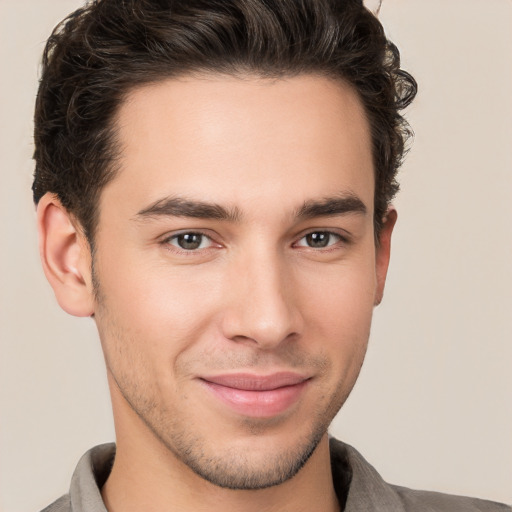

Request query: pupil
[
  {"left": 178, "top": 233, "right": 202, "bottom": 250},
  {"left": 306, "top": 232, "right": 329, "bottom": 248}
]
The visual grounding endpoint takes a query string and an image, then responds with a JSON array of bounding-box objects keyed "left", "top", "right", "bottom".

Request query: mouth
[{"left": 199, "top": 372, "right": 310, "bottom": 418}]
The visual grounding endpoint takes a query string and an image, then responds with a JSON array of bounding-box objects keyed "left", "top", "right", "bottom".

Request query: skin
[{"left": 38, "top": 74, "right": 396, "bottom": 512}]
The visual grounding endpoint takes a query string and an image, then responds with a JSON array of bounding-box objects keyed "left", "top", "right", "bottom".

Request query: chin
[{"left": 174, "top": 425, "right": 326, "bottom": 490}]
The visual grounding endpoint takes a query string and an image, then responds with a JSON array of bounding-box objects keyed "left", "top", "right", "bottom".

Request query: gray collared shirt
[{"left": 40, "top": 439, "right": 511, "bottom": 512}]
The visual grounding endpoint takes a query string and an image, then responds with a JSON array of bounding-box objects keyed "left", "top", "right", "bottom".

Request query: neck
[
  {"left": 102, "top": 375, "right": 341, "bottom": 512},
  {"left": 102, "top": 434, "right": 339, "bottom": 512},
  {"left": 102, "top": 404, "right": 340, "bottom": 512}
]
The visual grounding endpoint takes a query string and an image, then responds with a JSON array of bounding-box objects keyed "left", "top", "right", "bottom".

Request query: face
[{"left": 91, "top": 74, "right": 392, "bottom": 489}]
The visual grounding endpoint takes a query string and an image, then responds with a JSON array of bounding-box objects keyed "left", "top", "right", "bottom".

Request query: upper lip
[{"left": 200, "top": 372, "right": 309, "bottom": 391}]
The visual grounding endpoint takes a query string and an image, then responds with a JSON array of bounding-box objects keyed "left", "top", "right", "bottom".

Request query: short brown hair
[{"left": 33, "top": 0, "right": 417, "bottom": 245}]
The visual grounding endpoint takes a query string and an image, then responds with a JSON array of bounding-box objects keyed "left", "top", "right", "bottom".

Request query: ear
[
  {"left": 374, "top": 207, "right": 397, "bottom": 306},
  {"left": 37, "top": 193, "right": 95, "bottom": 317}
]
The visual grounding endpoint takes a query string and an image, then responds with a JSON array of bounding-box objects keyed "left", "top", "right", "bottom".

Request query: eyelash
[
  {"left": 161, "top": 229, "right": 349, "bottom": 254},
  {"left": 294, "top": 231, "right": 346, "bottom": 250},
  {"left": 162, "top": 231, "right": 217, "bottom": 254}
]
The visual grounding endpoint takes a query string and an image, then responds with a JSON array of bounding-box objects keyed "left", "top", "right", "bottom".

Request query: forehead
[{"left": 104, "top": 74, "right": 374, "bottom": 220}]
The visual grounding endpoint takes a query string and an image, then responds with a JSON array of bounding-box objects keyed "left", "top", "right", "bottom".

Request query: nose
[{"left": 221, "top": 250, "right": 303, "bottom": 350}]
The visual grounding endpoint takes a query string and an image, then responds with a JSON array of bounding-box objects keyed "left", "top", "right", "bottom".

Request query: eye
[
  {"left": 167, "top": 232, "right": 213, "bottom": 251},
  {"left": 296, "top": 231, "right": 342, "bottom": 249}
]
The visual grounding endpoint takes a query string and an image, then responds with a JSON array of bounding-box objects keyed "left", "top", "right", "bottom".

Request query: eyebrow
[
  {"left": 135, "top": 197, "right": 241, "bottom": 222},
  {"left": 134, "top": 193, "right": 367, "bottom": 223},
  {"left": 295, "top": 194, "right": 367, "bottom": 219}
]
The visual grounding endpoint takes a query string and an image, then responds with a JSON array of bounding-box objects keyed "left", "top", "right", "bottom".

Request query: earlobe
[
  {"left": 374, "top": 207, "right": 397, "bottom": 306},
  {"left": 37, "top": 193, "right": 95, "bottom": 317}
]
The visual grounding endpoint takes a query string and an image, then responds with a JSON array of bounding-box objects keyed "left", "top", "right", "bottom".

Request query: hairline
[{"left": 86, "top": 69, "right": 383, "bottom": 253}]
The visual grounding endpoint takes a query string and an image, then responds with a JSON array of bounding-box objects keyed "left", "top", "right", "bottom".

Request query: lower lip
[{"left": 201, "top": 380, "right": 308, "bottom": 418}]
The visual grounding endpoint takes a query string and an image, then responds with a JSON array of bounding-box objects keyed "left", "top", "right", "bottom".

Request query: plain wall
[{"left": 1, "top": 1, "right": 511, "bottom": 510}]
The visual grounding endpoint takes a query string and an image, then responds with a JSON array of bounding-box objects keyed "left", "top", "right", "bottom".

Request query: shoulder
[
  {"left": 38, "top": 443, "right": 115, "bottom": 512},
  {"left": 391, "top": 485, "right": 511, "bottom": 512},
  {"left": 329, "top": 437, "right": 511, "bottom": 512},
  {"left": 40, "top": 494, "right": 71, "bottom": 512}
]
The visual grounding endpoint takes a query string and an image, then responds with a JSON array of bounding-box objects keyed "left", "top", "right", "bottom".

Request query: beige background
[{"left": 1, "top": 0, "right": 511, "bottom": 510}]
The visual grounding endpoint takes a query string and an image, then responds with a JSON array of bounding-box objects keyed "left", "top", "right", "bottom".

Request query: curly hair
[{"left": 33, "top": 0, "right": 417, "bottom": 245}]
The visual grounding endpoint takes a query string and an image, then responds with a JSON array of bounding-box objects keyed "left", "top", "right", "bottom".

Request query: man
[{"left": 30, "top": 0, "right": 509, "bottom": 511}]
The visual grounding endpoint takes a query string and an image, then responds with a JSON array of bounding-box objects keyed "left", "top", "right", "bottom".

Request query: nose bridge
[{"left": 222, "top": 243, "right": 301, "bottom": 348}]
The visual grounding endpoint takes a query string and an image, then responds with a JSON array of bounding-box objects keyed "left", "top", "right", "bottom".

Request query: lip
[{"left": 199, "top": 372, "right": 310, "bottom": 418}]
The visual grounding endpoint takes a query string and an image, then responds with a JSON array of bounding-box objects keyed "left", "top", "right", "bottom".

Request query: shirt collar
[{"left": 68, "top": 439, "right": 403, "bottom": 512}]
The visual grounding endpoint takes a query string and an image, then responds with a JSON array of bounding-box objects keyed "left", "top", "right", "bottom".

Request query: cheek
[
  {"left": 298, "top": 256, "right": 376, "bottom": 366},
  {"left": 94, "top": 252, "right": 225, "bottom": 369},
  {"left": 94, "top": 232, "right": 377, "bottom": 378},
  {"left": 301, "top": 255, "right": 376, "bottom": 326}
]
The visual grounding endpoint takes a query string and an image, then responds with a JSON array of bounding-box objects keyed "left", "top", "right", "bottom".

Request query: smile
[{"left": 199, "top": 372, "right": 310, "bottom": 418}]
